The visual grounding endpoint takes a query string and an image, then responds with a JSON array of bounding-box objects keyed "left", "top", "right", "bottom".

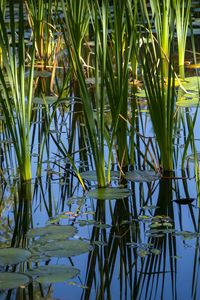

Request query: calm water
[{"left": 1, "top": 2, "right": 200, "bottom": 299}]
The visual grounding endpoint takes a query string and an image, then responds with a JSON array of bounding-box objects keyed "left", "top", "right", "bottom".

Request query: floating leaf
[
  {"left": 87, "top": 187, "right": 131, "bottom": 200},
  {"left": 0, "top": 248, "right": 31, "bottom": 266},
  {"left": 27, "top": 225, "right": 76, "bottom": 240},
  {"left": 176, "top": 96, "right": 199, "bottom": 107},
  {"left": 142, "top": 205, "right": 158, "bottom": 210},
  {"left": 30, "top": 239, "right": 91, "bottom": 259},
  {"left": 172, "top": 255, "right": 182, "bottom": 260},
  {"left": 150, "top": 222, "right": 162, "bottom": 228},
  {"left": 162, "top": 222, "right": 173, "bottom": 227},
  {"left": 94, "top": 223, "right": 111, "bottom": 229},
  {"left": 0, "top": 273, "right": 30, "bottom": 290},
  {"left": 34, "top": 70, "right": 52, "bottom": 78},
  {"left": 92, "top": 241, "right": 107, "bottom": 246},
  {"left": 32, "top": 96, "right": 58, "bottom": 105},
  {"left": 125, "top": 170, "right": 160, "bottom": 182},
  {"left": 150, "top": 248, "right": 161, "bottom": 255},
  {"left": 78, "top": 220, "right": 96, "bottom": 227},
  {"left": 174, "top": 231, "right": 200, "bottom": 240},
  {"left": 146, "top": 233, "right": 165, "bottom": 238},
  {"left": 137, "top": 249, "right": 149, "bottom": 258},
  {"left": 126, "top": 242, "right": 138, "bottom": 248},
  {"left": 136, "top": 89, "right": 146, "bottom": 98},
  {"left": 180, "top": 76, "right": 200, "bottom": 92},
  {"left": 138, "top": 215, "right": 152, "bottom": 222},
  {"left": 26, "top": 265, "right": 79, "bottom": 284},
  {"left": 80, "top": 170, "right": 120, "bottom": 181}
]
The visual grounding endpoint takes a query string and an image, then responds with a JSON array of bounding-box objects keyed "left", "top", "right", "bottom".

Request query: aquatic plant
[
  {"left": 61, "top": 0, "right": 109, "bottom": 187},
  {"left": 138, "top": 35, "right": 176, "bottom": 172},
  {"left": 173, "top": 0, "right": 191, "bottom": 78},
  {"left": 148, "top": 0, "right": 174, "bottom": 77},
  {"left": 0, "top": 0, "right": 35, "bottom": 181}
]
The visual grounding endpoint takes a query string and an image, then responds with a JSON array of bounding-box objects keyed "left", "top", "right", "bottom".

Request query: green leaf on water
[
  {"left": 26, "top": 265, "right": 79, "bottom": 284},
  {"left": 94, "top": 222, "right": 111, "bottom": 229},
  {"left": 150, "top": 248, "right": 161, "bottom": 255},
  {"left": 150, "top": 222, "right": 162, "bottom": 228},
  {"left": 137, "top": 249, "right": 149, "bottom": 258},
  {"left": 176, "top": 95, "right": 200, "bottom": 107},
  {"left": 34, "top": 70, "right": 52, "bottom": 78},
  {"left": 0, "top": 273, "right": 30, "bottom": 290},
  {"left": 0, "top": 248, "right": 31, "bottom": 266},
  {"left": 162, "top": 222, "right": 173, "bottom": 227},
  {"left": 174, "top": 231, "right": 200, "bottom": 240},
  {"left": 138, "top": 215, "right": 152, "bottom": 221},
  {"left": 142, "top": 205, "right": 158, "bottom": 210},
  {"left": 181, "top": 76, "right": 200, "bottom": 92},
  {"left": 32, "top": 96, "right": 58, "bottom": 105},
  {"left": 30, "top": 239, "right": 91, "bottom": 259},
  {"left": 80, "top": 170, "right": 120, "bottom": 181},
  {"left": 125, "top": 170, "right": 161, "bottom": 182},
  {"left": 136, "top": 89, "right": 146, "bottom": 98},
  {"left": 27, "top": 225, "right": 77, "bottom": 240},
  {"left": 92, "top": 240, "right": 107, "bottom": 246},
  {"left": 87, "top": 187, "right": 131, "bottom": 200}
]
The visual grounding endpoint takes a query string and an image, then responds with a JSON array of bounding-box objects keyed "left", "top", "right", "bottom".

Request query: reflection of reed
[
  {"left": 81, "top": 192, "right": 138, "bottom": 300},
  {"left": 81, "top": 177, "right": 182, "bottom": 300},
  {"left": 135, "top": 177, "right": 177, "bottom": 300},
  {"left": 11, "top": 181, "right": 33, "bottom": 248}
]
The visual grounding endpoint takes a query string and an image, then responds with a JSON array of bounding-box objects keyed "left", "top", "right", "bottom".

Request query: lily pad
[
  {"left": 27, "top": 225, "right": 76, "bottom": 240},
  {"left": 87, "top": 187, "right": 131, "bottom": 200},
  {"left": 125, "top": 170, "right": 160, "bottom": 182},
  {"left": 176, "top": 95, "right": 200, "bottom": 107},
  {"left": 34, "top": 70, "right": 52, "bottom": 78},
  {"left": 80, "top": 170, "right": 120, "bottom": 181},
  {"left": 181, "top": 76, "right": 200, "bottom": 92},
  {"left": 0, "top": 248, "right": 31, "bottom": 266},
  {"left": 150, "top": 248, "right": 161, "bottom": 255},
  {"left": 26, "top": 265, "right": 79, "bottom": 284},
  {"left": 137, "top": 248, "right": 149, "bottom": 257},
  {"left": 174, "top": 231, "right": 200, "bottom": 240},
  {"left": 32, "top": 96, "right": 58, "bottom": 105},
  {"left": 0, "top": 273, "right": 30, "bottom": 290},
  {"left": 30, "top": 239, "right": 91, "bottom": 259},
  {"left": 142, "top": 205, "right": 158, "bottom": 210},
  {"left": 136, "top": 89, "right": 146, "bottom": 98}
]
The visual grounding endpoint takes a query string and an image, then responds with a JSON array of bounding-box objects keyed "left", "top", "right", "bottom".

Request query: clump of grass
[
  {"left": 172, "top": 0, "right": 191, "bottom": 79},
  {"left": 138, "top": 34, "right": 176, "bottom": 172},
  {"left": 0, "top": 0, "right": 35, "bottom": 181}
]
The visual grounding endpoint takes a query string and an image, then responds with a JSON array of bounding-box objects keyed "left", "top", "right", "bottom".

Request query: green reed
[
  {"left": 172, "top": 0, "right": 191, "bottom": 79},
  {"left": 138, "top": 34, "right": 176, "bottom": 172},
  {"left": 147, "top": 0, "right": 174, "bottom": 77},
  {"left": 26, "top": 0, "right": 59, "bottom": 66},
  {"left": 61, "top": 0, "right": 108, "bottom": 187},
  {"left": 0, "top": 0, "right": 35, "bottom": 181},
  {"left": 104, "top": 0, "right": 137, "bottom": 168}
]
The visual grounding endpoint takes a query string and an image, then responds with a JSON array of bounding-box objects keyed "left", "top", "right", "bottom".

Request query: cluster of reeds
[{"left": 0, "top": 0, "right": 195, "bottom": 185}]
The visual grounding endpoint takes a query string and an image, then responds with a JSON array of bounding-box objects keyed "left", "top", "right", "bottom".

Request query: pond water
[{"left": 1, "top": 103, "right": 200, "bottom": 300}]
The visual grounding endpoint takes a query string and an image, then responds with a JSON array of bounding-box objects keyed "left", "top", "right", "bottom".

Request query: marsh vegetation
[{"left": 1, "top": 0, "right": 200, "bottom": 299}]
